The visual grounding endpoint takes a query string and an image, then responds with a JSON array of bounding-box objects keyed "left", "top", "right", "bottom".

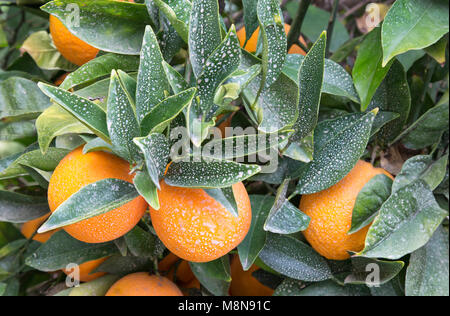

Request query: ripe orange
[
  {"left": 21, "top": 213, "right": 60, "bottom": 243},
  {"left": 229, "top": 256, "right": 274, "bottom": 296},
  {"left": 150, "top": 181, "right": 252, "bottom": 263},
  {"left": 105, "top": 272, "right": 183, "bottom": 296},
  {"left": 300, "top": 160, "right": 394, "bottom": 260},
  {"left": 237, "top": 24, "right": 307, "bottom": 55},
  {"left": 54, "top": 73, "right": 70, "bottom": 86},
  {"left": 62, "top": 257, "right": 109, "bottom": 282},
  {"left": 49, "top": 15, "right": 99, "bottom": 66},
  {"left": 47, "top": 147, "right": 147, "bottom": 243}
]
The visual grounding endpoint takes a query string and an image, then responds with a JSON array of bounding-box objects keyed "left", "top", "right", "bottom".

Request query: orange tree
[{"left": 0, "top": 0, "right": 449, "bottom": 297}]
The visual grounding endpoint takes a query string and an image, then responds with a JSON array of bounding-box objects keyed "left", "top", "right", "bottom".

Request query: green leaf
[
  {"left": 133, "top": 169, "right": 160, "bottom": 210},
  {"left": 107, "top": 70, "right": 140, "bottom": 162},
  {"left": 42, "top": 0, "right": 153, "bottom": 55},
  {"left": 381, "top": 0, "right": 449, "bottom": 67},
  {"left": 21, "top": 31, "right": 76, "bottom": 71},
  {"left": 133, "top": 133, "right": 170, "bottom": 189},
  {"left": 37, "top": 83, "right": 109, "bottom": 141},
  {"left": 353, "top": 28, "right": 394, "bottom": 111},
  {"left": 188, "top": 0, "right": 222, "bottom": 78},
  {"left": 393, "top": 101, "right": 449, "bottom": 150},
  {"left": 196, "top": 26, "right": 241, "bottom": 120},
  {"left": 367, "top": 60, "right": 411, "bottom": 143},
  {"left": 370, "top": 111, "right": 400, "bottom": 138},
  {"left": 82, "top": 137, "right": 113, "bottom": 154},
  {"left": 281, "top": 132, "right": 314, "bottom": 163},
  {"left": 345, "top": 257, "right": 404, "bottom": 286},
  {"left": 152, "top": 0, "right": 192, "bottom": 43},
  {"left": 257, "top": 0, "right": 286, "bottom": 89},
  {"left": 393, "top": 154, "right": 449, "bottom": 193},
  {"left": 264, "top": 199, "right": 310, "bottom": 235},
  {"left": 189, "top": 256, "right": 231, "bottom": 296},
  {"left": 241, "top": 51, "right": 298, "bottom": 133},
  {"left": 277, "top": 279, "right": 371, "bottom": 296},
  {"left": 124, "top": 225, "right": 156, "bottom": 258},
  {"left": 259, "top": 233, "right": 332, "bottom": 282},
  {"left": 294, "top": 110, "right": 377, "bottom": 195},
  {"left": 237, "top": 195, "right": 274, "bottom": 271},
  {"left": 359, "top": 180, "right": 448, "bottom": 260},
  {"left": 141, "top": 88, "right": 196, "bottom": 136},
  {"left": 0, "top": 239, "right": 27, "bottom": 260},
  {"left": 162, "top": 62, "right": 190, "bottom": 94},
  {"left": 204, "top": 187, "right": 238, "bottom": 217},
  {"left": 69, "top": 275, "right": 120, "bottom": 296},
  {"left": 38, "top": 179, "right": 139, "bottom": 233},
  {"left": 242, "top": 0, "right": 259, "bottom": 41},
  {"left": 25, "top": 230, "right": 117, "bottom": 272},
  {"left": 0, "top": 191, "right": 49, "bottom": 223},
  {"left": 424, "top": 35, "right": 448, "bottom": 64},
  {"left": 136, "top": 26, "right": 170, "bottom": 122},
  {"left": 36, "top": 104, "right": 93, "bottom": 155},
  {"left": 349, "top": 174, "right": 393, "bottom": 235},
  {"left": 405, "top": 225, "right": 449, "bottom": 296},
  {"left": 165, "top": 158, "right": 261, "bottom": 189},
  {"left": 60, "top": 54, "right": 140, "bottom": 90},
  {"left": 291, "top": 32, "right": 326, "bottom": 142},
  {"left": 94, "top": 255, "right": 152, "bottom": 276},
  {"left": 0, "top": 77, "right": 51, "bottom": 122}
]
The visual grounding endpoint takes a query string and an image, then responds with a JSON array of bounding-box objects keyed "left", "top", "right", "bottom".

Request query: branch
[
  {"left": 286, "top": 0, "right": 311, "bottom": 52},
  {"left": 326, "top": 0, "right": 340, "bottom": 57}
]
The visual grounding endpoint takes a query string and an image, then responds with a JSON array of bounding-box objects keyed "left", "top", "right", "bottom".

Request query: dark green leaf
[
  {"left": 204, "top": 187, "right": 238, "bottom": 217},
  {"left": 345, "top": 257, "right": 404, "bottom": 286},
  {"left": 264, "top": 198, "right": 310, "bottom": 235},
  {"left": 0, "top": 191, "right": 49, "bottom": 223},
  {"left": 189, "top": 256, "right": 231, "bottom": 296},
  {"left": 124, "top": 225, "right": 156, "bottom": 258},
  {"left": 133, "top": 169, "right": 159, "bottom": 210}
]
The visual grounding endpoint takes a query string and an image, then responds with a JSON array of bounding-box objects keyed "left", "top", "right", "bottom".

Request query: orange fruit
[
  {"left": 216, "top": 112, "right": 235, "bottom": 137},
  {"left": 230, "top": 256, "right": 274, "bottom": 296},
  {"left": 47, "top": 147, "right": 147, "bottom": 243},
  {"left": 54, "top": 73, "right": 70, "bottom": 86},
  {"left": 21, "top": 213, "right": 60, "bottom": 243},
  {"left": 237, "top": 24, "right": 307, "bottom": 55},
  {"left": 150, "top": 181, "right": 252, "bottom": 262},
  {"left": 105, "top": 272, "right": 183, "bottom": 296},
  {"left": 158, "top": 253, "right": 196, "bottom": 285},
  {"left": 300, "top": 160, "right": 394, "bottom": 260},
  {"left": 49, "top": 15, "right": 99, "bottom": 66},
  {"left": 62, "top": 257, "right": 109, "bottom": 282}
]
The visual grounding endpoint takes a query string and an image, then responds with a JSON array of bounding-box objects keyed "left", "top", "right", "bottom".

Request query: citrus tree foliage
[{"left": 0, "top": 0, "right": 448, "bottom": 297}]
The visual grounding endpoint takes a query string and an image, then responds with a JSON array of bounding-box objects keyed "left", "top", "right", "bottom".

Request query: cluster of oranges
[{"left": 31, "top": 7, "right": 394, "bottom": 296}]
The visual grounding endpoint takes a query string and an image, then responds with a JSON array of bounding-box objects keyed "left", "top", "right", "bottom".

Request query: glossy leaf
[
  {"left": 294, "top": 110, "right": 377, "bottom": 195},
  {"left": 344, "top": 257, "right": 404, "bottom": 286},
  {"left": 162, "top": 62, "right": 190, "bottom": 94},
  {"left": 69, "top": 275, "right": 120, "bottom": 296},
  {"left": 353, "top": 28, "right": 393, "bottom": 111},
  {"left": 360, "top": 180, "right": 448, "bottom": 259},
  {"left": 259, "top": 233, "right": 332, "bottom": 282},
  {"left": 38, "top": 179, "right": 139, "bottom": 233},
  {"left": 38, "top": 83, "right": 109, "bottom": 141},
  {"left": 204, "top": 187, "right": 238, "bottom": 217},
  {"left": 42, "top": 0, "right": 152, "bottom": 55},
  {"left": 381, "top": 0, "right": 449, "bottom": 66},
  {"left": 133, "top": 169, "right": 159, "bottom": 210},
  {"left": 0, "top": 191, "right": 49, "bottom": 223},
  {"left": 25, "top": 230, "right": 117, "bottom": 271},
  {"left": 152, "top": 0, "right": 192, "bottom": 42},
  {"left": 237, "top": 195, "right": 274, "bottom": 271},
  {"left": 189, "top": 0, "right": 222, "bottom": 78},
  {"left": 281, "top": 279, "right": 371, "bottom": 296},
  {"left": 136, "top": 26, "right": 170, "bottom": 122},
  {"left": 242, "top": 0, "right": 259, "bottom": 41},
  {"left": 265, "top": 198, "right": 310, "bottom": 235},
  {"left": 124, "top": 225, "right": 156, "bottom": 258},
  {"left": 349, "top": 174, "right": 393, "bottom": 234},
  {"left": 165, "top": 158, "right": 261, "bottom": 189},
  {"left": 189, "top": 257, "right": 231, "bottom": 296}
]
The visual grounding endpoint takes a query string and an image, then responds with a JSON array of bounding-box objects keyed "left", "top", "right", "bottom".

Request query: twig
[
  {"left": 326, "top": 0, "right": 340, "bottom": 58},
  {"left": 342, "top": 0, "right": 370, "bottom": 20},
  {"left": 286, "top": 0, "right": 311, "bottom": 52}
]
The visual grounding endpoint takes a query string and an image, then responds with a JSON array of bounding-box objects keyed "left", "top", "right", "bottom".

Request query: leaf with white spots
[
  {"left": 37, "top": 83, "right": 109, "bottom": 142},
  {"left": 140, "top": 87, "right": 196, "bottom": 136},
  {"left": 353, "top": 27, "right": 394, "bottom": 111},
  {"left": 82, "top": 137, "right": 113, "bottom": 154},
  {"left": 392, "top": 154, "right": 448, "bottom": 193},
  {"left": 349, "top": 174, "right": 393, "bottom": 235},
  {"left": 291, "top": 31, "right": 326, "bottom": 142},
  {"left": 257, "top": 0, "right": 287, "bottom": 89},
  {"left": 189, "top": 256, "right": 231, "bottom": 296},
  {"left": 123, "top": 225, "right": 156, "bottom": 258},
  {"left": 188, "top": 0, "right": 222, "bottom": 78},
  {"left": 133, "top": 169, "right": 159, "bottom": 210},
  {"left": 204, "top": 187, "right": 238, "bottom": 217},
  {"left": 133, "top": 133, "right": 170, "bottom": 190},
  {"left": 0, "top": 191, "right": 49, "bottom": 223},
  {"left": 162, "top": 62, "right": 190, "bottom": 94},
  {"left": 242, "top": 0, "right": 259, "bottom": 42},
  {"left": 241, "top": 51, "right": 298, "bottom": 133},
  {"left": 38, "top": 179, "right": 139, "bottom": 233},
  {"left": 107, "top": 71, "right": 140, "bottom": 162},
  {"left": 345, "top": 257, "right": 404, "bottom": 286},
  {"left": 25, "top": 230, "right": 117, "bottom": 272},
  {"left": 359, "top": 180, "right": 448, "bottom": 260},
  {"left": 136, "top": 26, "right": 171, "bottom": 123},
  {"left": 196, "top": 26, "right": 241, "bottom": 121},
  {"left": 405, "top": 225, "right": 449, "bottom": 296},
  {"left": 264, "top": 199, "right": 310, "bottom": 235},
  {"left": 164, "top": 158, "right": 261, "bottom": 189},
  {"left": 259, "top": 233, "right": 332, "bottom": 282},
  {"left": 238, "top": 195, "right": 274, "bottom": 271},
  {"left": 294, "top": 110, "right": 378, "bottom": 195},
  {"left": 381, "top": 0, "right": 449, "bottom": 67},
  {"left": 152, "top": 0, "right": 192, "bottom": 42},
  {"left": 60, "top": 54, "right": 140, "bottom": 90}
]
